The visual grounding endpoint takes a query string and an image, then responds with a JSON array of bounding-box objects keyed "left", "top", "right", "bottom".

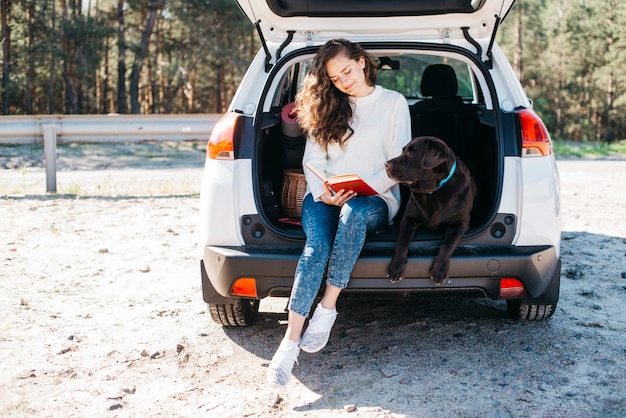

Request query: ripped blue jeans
[{"left": 288, "top": 193, "right": 389, "bottom": 318}]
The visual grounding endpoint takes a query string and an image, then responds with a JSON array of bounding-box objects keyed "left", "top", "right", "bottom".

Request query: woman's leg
[
  {"left": 268, "top": 194, "right": 338, "bottom": 386},
  {"left": 284, "top": 311, "right": 306, "bottom": 342},
  {"left": 326, "top": 195, "right": 389, "bottom": 291},
  {"left": 287, "top": 194, "right": 339, "bottom": 325},
  {"left": 300, "top": 196, "right": 389, "bottom": 353},
  {"left": 319, "top": 286, "right": 342, "bottom": 310}
]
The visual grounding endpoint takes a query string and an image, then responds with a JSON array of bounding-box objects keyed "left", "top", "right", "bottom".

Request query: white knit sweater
[{"left": 303, "top": 85, "right": 412, "bottom": 222}]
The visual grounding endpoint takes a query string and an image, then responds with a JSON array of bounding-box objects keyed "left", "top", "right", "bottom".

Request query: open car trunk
[{"left": 254, "top": 47, "right": 499, "bottom": 243}]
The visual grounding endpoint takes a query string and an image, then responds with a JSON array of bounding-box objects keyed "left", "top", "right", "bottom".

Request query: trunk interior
[{"left": 255, "top": 51, "right": 499, "bottom": 242}]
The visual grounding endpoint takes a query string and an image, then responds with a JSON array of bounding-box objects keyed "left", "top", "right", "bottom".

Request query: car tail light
[
  {"left": 230, "top": 278, "right": 257, "bottom": 298},
  {"left": 499, "top": 278, "right": 528, "bottom": 298},
  {"left": 207, "top": 112, "right": 240, "bottom": 160},
  {"left": 517, "top": 108, "right": 553, "bottom": 157}
]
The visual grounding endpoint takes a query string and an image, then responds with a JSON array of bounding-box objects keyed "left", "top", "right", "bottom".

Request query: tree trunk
[
  {"left": 117, "top": 0, "right": 126, "bottom": 113},
  {"left": 1, "top": 0, "right": 12, "bottom": 115},
  {"left": 101, "top": 36, "right": 110, "bottom": 113},
  {"left": 129, "top": 0, "right": 161, "bottom": 114},
  {"left": 48, "top": 0, "right": 56, "bottom": 114},
  {"left": 60, "top": 0, "right": 79, "bottom": 113},
  {"left": 215, "top": 63, "right": 224, "bottom": 113},
  {"left": 163, "top": 76, "right": 185, "bottom": 114},
  {"left": 187, "top": 70, "right": 195, "bottom": 112},
  {"left": 76, "top": 1, "right": 85, "bottom": 113},
  {"left": 25, "top": 1, "right": 35, "bottom": 114}
]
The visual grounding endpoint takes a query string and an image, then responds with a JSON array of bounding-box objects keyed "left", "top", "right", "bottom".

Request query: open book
[{"left": 305, "top": 162, "right": 377, "bottom": 196}]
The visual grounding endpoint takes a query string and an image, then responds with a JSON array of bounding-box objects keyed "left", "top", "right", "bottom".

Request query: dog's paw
[
  {"left": 430, "top": 274, "right": 446, "bottom": 286},
  {"left": 388, "top": 273, "right": 404, "bottom": 283},
  {"left": 387, "top": 261, "right": 406, "bottom": 283},
  {"left": 430, "top": 260, "right": 449, "bottom": 286}
]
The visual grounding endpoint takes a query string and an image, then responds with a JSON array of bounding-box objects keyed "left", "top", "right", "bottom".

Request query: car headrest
[{"left": 420, "top": 64, "right": 459, "bottom": 97}]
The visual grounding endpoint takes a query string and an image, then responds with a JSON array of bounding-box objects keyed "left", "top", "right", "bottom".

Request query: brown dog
[{"left": 385, "top": 136, "right": 476, "bottom": 285}]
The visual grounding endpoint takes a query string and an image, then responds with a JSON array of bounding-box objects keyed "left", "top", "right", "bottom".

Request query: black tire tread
[{"left": 208, "top": 300, "right": 259, "bottom": 327}]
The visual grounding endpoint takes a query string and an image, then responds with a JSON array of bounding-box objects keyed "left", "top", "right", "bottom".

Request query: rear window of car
[
  {"left": 376, "top": 54, "right": 475, "bottom": 101},
  {"left": 294, "top": 53, "right": 477, "bottom": 104}
]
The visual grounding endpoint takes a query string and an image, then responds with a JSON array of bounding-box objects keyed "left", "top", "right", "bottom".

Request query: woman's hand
[{"left": 319, "top": 183, "right": 355, "bottom": 207}]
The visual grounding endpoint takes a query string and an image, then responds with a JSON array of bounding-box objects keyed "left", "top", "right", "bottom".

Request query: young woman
[{"left": 267, "top": 39, "right": 412, "bottom": 387}]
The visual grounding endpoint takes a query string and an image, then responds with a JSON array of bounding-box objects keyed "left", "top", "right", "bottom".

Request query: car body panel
[
  {"left": 498, "top": 156, "right": 562, "bottom": 254},
  {"left": 488, "top": 46, "right": 532, "bottom": 110},
  {"left": 200, "top": 158, "right": 255, "bottom": 247},
  {"left": 497, "top": 157, "right": 522, "bottom": 225},
  {"left": 516, "top": 156, "right": 562, "bottom": 253},
  {"left": 201, "top": 243, "right": 558, "bottom": 301}
]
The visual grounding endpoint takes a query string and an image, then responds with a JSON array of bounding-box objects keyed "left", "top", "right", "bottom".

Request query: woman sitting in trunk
[{"left": 267, "top": 38, "right": 412, "bottom": 387}]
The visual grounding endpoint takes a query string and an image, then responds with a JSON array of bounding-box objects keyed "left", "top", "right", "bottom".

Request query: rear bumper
[{"left": 201, "top": 244, "right": 560, "bottom": 303}]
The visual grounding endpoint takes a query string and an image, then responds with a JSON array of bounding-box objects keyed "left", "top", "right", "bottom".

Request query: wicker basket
[{"left": 280, "top": 169, "right": 307, "bottom": 219}]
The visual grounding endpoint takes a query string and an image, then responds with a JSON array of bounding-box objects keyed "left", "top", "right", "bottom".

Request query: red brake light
[
  {"left": 207, "top": 112, "right": 239, "bottom": 160},
  {"left": 517, "top": 108, "right": 553, "bottom": 157},
  {"left": 499, "top": 278, "right": 528, "bottom": 299},
  {"left": 230, "top": 278, "right": 257, "bottom": 298}
]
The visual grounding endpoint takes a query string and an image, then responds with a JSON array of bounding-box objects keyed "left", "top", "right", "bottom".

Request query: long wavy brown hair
[{"left": 295, "top": 39, "right": 377, "bottom": 150}]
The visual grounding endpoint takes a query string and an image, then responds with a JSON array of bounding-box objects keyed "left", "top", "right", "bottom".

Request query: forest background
[{"left": 0, "top": 0, "right": 623, "bottom": 143}]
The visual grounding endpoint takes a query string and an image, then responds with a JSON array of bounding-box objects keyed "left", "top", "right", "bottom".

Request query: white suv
[{"left": 199, "top": 0, "right": 561, "bottom": 326}]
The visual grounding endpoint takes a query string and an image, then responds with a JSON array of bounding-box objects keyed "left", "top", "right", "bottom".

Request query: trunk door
[{"left": 236, "top": 0, "right": 515, "bottom": 44}]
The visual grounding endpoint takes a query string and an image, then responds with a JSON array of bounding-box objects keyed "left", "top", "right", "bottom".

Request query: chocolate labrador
[{"left": 385, "top": 136, "right": 476, "bottom": 285}]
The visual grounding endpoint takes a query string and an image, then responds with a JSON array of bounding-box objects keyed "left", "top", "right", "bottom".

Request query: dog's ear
[{"left": 422, "top": 137, "right": 448, "bottom": 169}]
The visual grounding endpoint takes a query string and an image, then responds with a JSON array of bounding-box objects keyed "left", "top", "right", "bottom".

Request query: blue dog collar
[{"left": 429, "top": 160, "right": 457, "bottom": 194}]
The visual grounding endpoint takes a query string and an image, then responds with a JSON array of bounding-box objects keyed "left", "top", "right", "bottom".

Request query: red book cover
[{"left": 305, "top": 163, "right": 377, "bottom": 196}]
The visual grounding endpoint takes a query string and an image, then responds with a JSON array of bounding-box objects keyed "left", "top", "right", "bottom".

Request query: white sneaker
[
  {"left": 299, "top": 303, "right": 337, "bottom": 353},
  {"left": 267, "top": 338, "right": 300, "bottom": 387}
]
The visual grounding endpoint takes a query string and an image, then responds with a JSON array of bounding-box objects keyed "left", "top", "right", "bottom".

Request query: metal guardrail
[
  {"left": 0, "top": 114, "right": 221, "bottom": 193},
  {"left": 0, "top": 114, "right": 220, "bottom": 144}
]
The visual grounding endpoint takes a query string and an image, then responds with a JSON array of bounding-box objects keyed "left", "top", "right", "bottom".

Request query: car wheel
[
  {"left": 208, "top": 299, "right": 260, "bottom": 327},
  {"left": 506, "top": 299, "right": 556, "bottom": 321}
]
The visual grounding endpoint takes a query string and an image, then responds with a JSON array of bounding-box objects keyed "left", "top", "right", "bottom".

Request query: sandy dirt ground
[{"left": 1, "top": 142, "right": 625, "bottom": 417}]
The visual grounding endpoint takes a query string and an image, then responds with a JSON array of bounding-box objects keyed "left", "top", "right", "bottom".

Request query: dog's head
[{"left": 385, "top": 136, "right": 455, "bottom": 193}]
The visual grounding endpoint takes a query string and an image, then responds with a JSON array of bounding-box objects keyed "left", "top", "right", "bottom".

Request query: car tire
[
  {"left": 208, "top": 299, "right": 260, "bottom": 327},
  {"left": 506, "top": 300, "right": 556, "bottom": 321}
]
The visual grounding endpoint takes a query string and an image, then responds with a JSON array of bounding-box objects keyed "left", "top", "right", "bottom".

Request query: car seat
[{"left": 417, "top": 63, "right": 465, "bottom": 106}]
